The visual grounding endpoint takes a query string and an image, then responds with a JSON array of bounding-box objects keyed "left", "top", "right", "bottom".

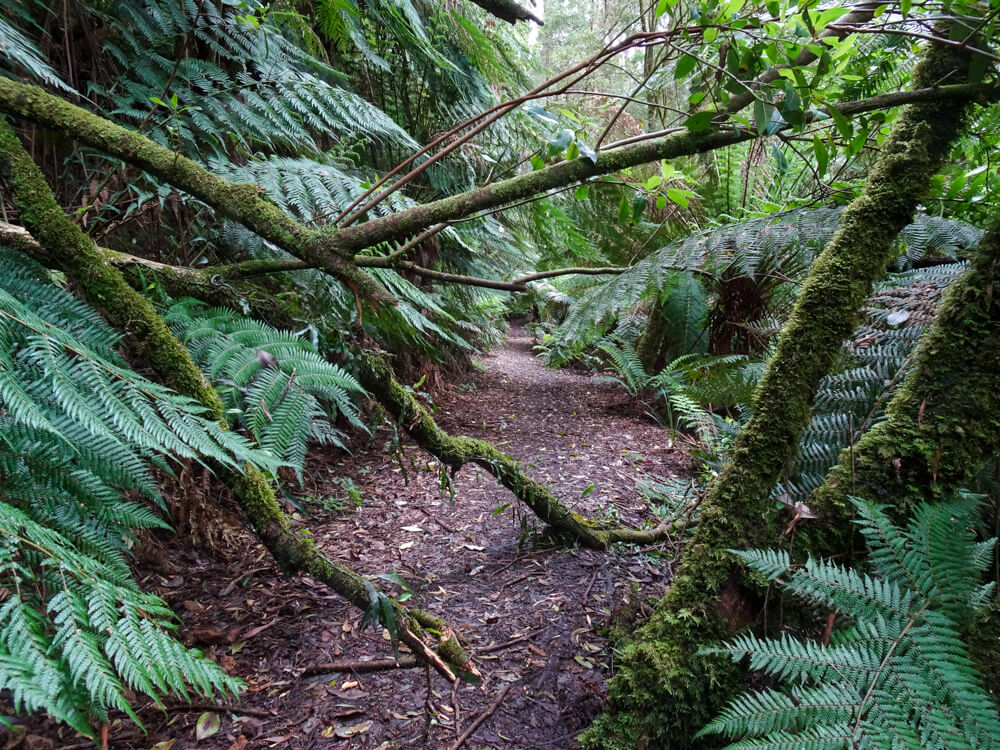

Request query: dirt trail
[{"left": 13, "top": 328, "right": 691, "bottom": 750}]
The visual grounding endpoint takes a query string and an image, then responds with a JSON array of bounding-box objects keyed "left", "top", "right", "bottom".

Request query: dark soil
[{"left": 7, "top": 328, "right": 694, "bottom": 750}]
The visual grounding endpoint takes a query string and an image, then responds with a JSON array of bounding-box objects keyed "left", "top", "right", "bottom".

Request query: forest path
[{"left": 140, "top": 325, "right": 692, "bottom": 750}]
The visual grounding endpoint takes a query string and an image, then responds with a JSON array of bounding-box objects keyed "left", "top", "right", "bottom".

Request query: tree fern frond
[{"left": 166, "top": 299, "right": 365, "bottom": 472}]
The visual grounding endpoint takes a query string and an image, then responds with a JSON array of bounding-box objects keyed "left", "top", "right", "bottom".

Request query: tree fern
[
  {"left": 0, "top": 248, "right": 268, "bottom": 735},
  {"left": 95, "top": 0, "right": 417, "bottom": 161},
  {"left": 785, "top": 261, "right": 972, "bottom": 505},
  {"left": 548, "top": 208, "right": 980, "bottom": 351},
  {"left": 0, "top": 15, "right": 71, "bottom": 91},
  {"left": 699, "top": 495, "right": 1000, "bottom": 750}
]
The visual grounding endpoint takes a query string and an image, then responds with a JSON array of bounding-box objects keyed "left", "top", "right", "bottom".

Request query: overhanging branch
[
  {"left": 0, "top": 77, "right": 994, "bottom": 298},
  {"left": 467, "top": 0, "right": 542, "bottom": 25}
]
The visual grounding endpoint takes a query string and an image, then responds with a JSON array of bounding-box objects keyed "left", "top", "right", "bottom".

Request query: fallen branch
[
  {"left": 300, "top": 657, "right": 419, "bottom": 675},
  {"left": 360, "top": 351, "right": 677, "bottom": 550},
  {"left": 476, "top": 631, "right": 538, "bottom": 655},
  {"left": 468, "top": 0, "right": 542, "bottom": 25},
  {"left": 447, "top": 683, "right": 515, "bottom": 750},
  {"left": 0, "top": 127, "right": 469, "bottom": 685}
]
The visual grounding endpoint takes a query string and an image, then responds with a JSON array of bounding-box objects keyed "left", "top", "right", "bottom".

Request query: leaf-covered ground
[{"left": 4, "top": 328, "right": 693, "bottom": 750}]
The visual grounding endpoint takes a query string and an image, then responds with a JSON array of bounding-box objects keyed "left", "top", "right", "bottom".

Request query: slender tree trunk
[
  {"left": 584, "top": 33, "right": 975, "bottom": 749},
  {"left": 0, "top": 120, "right": 470, "bottom": 681}
]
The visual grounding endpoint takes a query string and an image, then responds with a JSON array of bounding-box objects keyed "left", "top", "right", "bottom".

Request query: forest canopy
[{"left": 0, "top": 0, "right": 998, "bottom": 748}]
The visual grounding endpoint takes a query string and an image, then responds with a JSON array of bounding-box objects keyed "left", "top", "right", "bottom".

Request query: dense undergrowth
[{"left": 1, "top": 0, "right": 999, "bottom": 745}]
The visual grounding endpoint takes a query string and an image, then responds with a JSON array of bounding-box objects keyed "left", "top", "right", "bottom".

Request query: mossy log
[
  {"left": 584, "top": 35, "right": 975, "bottom": 749},
  {"left": 0, "top": 121, "right": 469, "bottom": 681}
]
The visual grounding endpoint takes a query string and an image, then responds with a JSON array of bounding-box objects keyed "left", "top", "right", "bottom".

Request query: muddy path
[{"left": 9, "top": 328, "right": 693, "bottom": 750}]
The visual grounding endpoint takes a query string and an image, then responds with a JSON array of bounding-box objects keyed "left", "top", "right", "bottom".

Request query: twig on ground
[
  {"left": 476, "top": 630, "right": 538, "bottom": 655},
  {"left": 451, "top": 679, "right": 462, "bottom": 739},
  {"left": 501, "top": 571, "right": 537, "bottom": 589},
  {"left": 582, "top": 567, "right": 601, "bottom": 606},
  {"left": 416, "top": 504, "right": 456, "bottom": 533},
  {"left": 447, "top": 683, "right": 515, "bottom": 750},
  {"left": 300, "top": 657, "right": 419, "bottom": 676}
]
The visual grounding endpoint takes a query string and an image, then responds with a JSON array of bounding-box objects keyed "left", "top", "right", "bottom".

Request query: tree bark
[
  {"left": 810, "top": 219, "right": 1000, "bottom": 525},
  {"left": 0, "top": 120, "right": 470, "bottom": 682},
  {"left": 583, "top": 33, "right": 976, "bottom": 749}
]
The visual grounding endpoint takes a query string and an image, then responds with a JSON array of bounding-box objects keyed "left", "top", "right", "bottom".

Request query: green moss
[
  {"left": 0, "top": 120, "right": 225, "bottom": 420},
  {"left": 587, "top": 35, "right": 974, "bottom": 748}
]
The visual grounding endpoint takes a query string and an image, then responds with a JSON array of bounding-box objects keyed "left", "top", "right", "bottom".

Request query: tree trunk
[
  {"left": 583, "top": 33, "right": 975, "bottom": 749},
  {"left": 809, "top": 219, "right": 1000, "bottom": 528}
]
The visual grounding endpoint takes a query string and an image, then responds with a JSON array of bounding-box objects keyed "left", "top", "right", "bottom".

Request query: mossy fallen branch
[
  {"left": 360, "top": 351, "right": 675, "bottom": 550},
  {"left": 1, "top": 225, "right": 676, "bottom": 553},
  {"left": 584, "top": 32, "right": 977, "bottom": 749},
  {"left": 0, "top": 122, "right": 469, "bottom": 682}
]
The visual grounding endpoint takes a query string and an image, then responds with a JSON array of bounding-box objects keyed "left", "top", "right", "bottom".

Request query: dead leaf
[
  {"left": 334, "top": 721, "right": 372, "bottom": 738},
  {"left": 195, "top": 711, "right": 221, "bottom": 741}
]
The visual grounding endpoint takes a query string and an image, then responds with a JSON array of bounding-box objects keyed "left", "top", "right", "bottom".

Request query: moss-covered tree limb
[
  {"left": 3, "top": 222, "right": 676, "bottom": 553},
  {"left": 234, "top": 466, "right": 468, "bottom": 681},
  {"left": 0, "top": 80, "right": 395, "bottom": 309},
  {"left": 584, "top": 34, "right": 977, "bottom": 749},
  {"left": 0, "top": 122, "right": 470, "bottom": 682},
  {"left": 360, "top": 352, "right": 677, "bottom": 549},
  {"left": 0, "top": 78, "right": 993, "bottom": 266},
  {"left": 810, "top": 217, "right": 1000, "bottom": 524},
  {"left": 0, "top": 121, "right": 224, "bottom": 415}
]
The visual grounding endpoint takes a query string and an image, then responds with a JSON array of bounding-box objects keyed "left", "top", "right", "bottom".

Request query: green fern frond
[
  {"left": 702, "top": 495, "right": 1000, "bottom": 750},
  {"left": 166, "top": 299, "right": 366, "bottom": 474},
  {"left": 0, "top": 248, "right": 273, "bottom": 734},
  {"left": 0, "top": 16, "right": 72, "bottom": 91}
]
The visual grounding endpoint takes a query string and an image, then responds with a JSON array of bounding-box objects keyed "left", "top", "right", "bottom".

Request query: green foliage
[
  {"left": 785, "top": 261, "right": 974, "bottom": 506},
  {"left": 96, "top": 0, "right": 417, "bottom": 160},
  {"left": 596, "top": 335, "right": 719, "bottom": 442},
  {"left": 699, "top": 495, "right": 1000, "bottom": 750},
  {"left": 165, "top": 299, "right": 366, "bottom": 476},
  {"left": 549, "top": 209, "right": 981, "bottom": 354},
  {"left": 0, "top": 249, "right": 259, "bottom": 734},
  {"left": 0, "top": 15, "right": 71, "bottom": 91}
]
